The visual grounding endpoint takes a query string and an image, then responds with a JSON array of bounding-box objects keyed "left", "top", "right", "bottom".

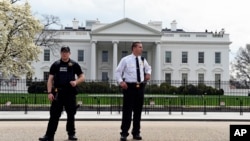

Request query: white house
[{"left": 32, "top": 18, "right": 231, "bottom": 85}]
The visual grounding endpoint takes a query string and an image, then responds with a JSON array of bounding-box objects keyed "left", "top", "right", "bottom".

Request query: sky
[{"left": 26, "top": 0, "right": 250, "bottom": 61}]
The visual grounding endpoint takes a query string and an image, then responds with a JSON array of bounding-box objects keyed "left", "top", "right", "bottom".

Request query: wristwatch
[{"left": 48, "top": 92, "right": 52, "bottom": 94}]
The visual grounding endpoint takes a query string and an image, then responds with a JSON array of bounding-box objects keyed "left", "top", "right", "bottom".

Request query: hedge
[{"left": 28, "top": 81, "right": 223, "bottom": 95}]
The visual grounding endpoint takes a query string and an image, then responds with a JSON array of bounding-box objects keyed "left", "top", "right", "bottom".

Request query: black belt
[
  {"left": 126, "top": 82, "right": 144, "bottom": 88},
  {"left": 55, "top": 84, "right": 72, "bottom": 88}
]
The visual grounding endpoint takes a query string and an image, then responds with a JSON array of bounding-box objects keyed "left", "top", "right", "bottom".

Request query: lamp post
[
  {"left": 203, "top": 93, "right": 207, "bottom": 115},
  {"left": 183, "top": 79, "right": 187, "bottom": 106},
  {"left": 94, "top": 97, "right": 100, "bottom": 115},
  {"left": 34, "top": 77, "right": 37, "bottom": 104},
  {"left": 168, "top": 98, "right": 172, "bottom": 115},
  {"left": 236, "top": 98, "right": 243, "bottom": 115},
  {"left": 21, "top": 96, "right": 28, "bottom": 114},
  {"left": 218, "top": 79, "right": 221, "bottom": 106}
]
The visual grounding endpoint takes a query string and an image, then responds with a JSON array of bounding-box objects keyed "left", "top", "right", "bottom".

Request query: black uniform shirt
[{"left": 49, "top": 59, "right": 83, "bottom": 87}]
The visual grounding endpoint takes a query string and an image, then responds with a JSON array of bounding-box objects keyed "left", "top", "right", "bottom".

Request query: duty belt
[{"left": 126, "top": 82, "right": 144, "bottom": 88}]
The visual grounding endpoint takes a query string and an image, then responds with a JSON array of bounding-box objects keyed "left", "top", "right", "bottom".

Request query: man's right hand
[
  {"left": 48, "top": 93, "right": 54, "bottom": 102},
  {"left": 120, "top": 81, "right": 128, "bottom": 89}
]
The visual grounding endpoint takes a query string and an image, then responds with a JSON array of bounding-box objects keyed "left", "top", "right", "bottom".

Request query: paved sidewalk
[
  {"left": 1, "top": 111, "right": 250, "bottom": 141},
  {"left": 0, "top": 120, "right": 246, "bottom": 141},
  {"left": 0, "top": 111, "right": 250, "bottom": 121}
]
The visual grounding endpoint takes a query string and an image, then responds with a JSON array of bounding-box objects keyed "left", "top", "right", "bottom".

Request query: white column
[
  {"left": 90, "top": 40, "right": 97, "bottom": 80},
  {"left": 154, "top": 41, "right": 161, "bottom": 82},
  {"left": 112, "top": 41, "right": 119, "bottom": 81}
]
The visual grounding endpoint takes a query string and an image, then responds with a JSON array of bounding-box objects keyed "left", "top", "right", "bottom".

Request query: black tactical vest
[{"left": 53, "top": 60, "right": 75, "bottom": 87}]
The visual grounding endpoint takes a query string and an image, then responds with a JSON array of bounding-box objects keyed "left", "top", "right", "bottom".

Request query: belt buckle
[{"left": 136, "top": 82, "right": 140, "bottom": 88}]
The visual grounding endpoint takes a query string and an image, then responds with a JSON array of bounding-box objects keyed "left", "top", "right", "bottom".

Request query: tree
[
  {"left": 231, "top": 45, "right": 250, "bottom": 88},
  {"left": 35, "top": 14, "right": 62, "bottom": 55},
  {"left": 0, "top": 0, "right": 42, "bottom": 78},
  {"left": 10, "top": 0, "right": 20, "bottom": 4},
  {"left": 9, "top": 0, "right": 62, "bottom": 54}
]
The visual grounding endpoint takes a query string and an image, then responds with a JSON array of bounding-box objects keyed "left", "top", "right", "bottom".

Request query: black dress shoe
[
  {"left": 38, "top": 135, "right": 54, "bottom": 141},
  {"left": 68, "top": 135, "right": 78, "bottom": 140},
  {"left": 120, "top": 135, "right": 127, "bottom": 141},
  {"left": 133, "top": 134, "right": 142, "bottom": 140}
]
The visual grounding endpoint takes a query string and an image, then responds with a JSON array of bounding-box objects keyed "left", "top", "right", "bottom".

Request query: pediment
[
  {"left": 179, "top": 67, "right": 190, "bottom": 72},
  {"left": 212, "top": 68, "right": 223, "bottom": 72},
  {"left": 40, "top": 66, "right": 50, "bottom": 70},
  {"left": 91, "top": 18, "right": 161, "bottom": 35},
  {"left": 162, "top": 67, "right": 174, "bottom": 71},
  {"left": 196, "top": 68, "right": 207, "bottom": 72}
]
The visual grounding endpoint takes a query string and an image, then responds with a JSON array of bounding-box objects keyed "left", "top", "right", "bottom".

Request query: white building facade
[{"left": 33, "top": 18, "right": 231, "bottom": 83}]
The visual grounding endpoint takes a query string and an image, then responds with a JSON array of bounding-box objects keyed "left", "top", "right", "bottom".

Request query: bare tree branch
[
  {"left": 10, "top": 0, "right": 20, "bottom": 4},
  {"left": 231, "top": 45, "right": 250, "bottom": 88},
  {"left": 35, "top": 15, "right": 62, "bottom": 55}
]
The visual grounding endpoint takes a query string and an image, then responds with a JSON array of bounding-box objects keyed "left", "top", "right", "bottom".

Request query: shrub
[{"left": 28, "top": 81, "right": 47, "bottom": 93}]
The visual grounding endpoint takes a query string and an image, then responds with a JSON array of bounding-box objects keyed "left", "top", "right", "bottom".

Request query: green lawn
[{"left": 1, "top": 93, "right": 250, "bottom": 106}]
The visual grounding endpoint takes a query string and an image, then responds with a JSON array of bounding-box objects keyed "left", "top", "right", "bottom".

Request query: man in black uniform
[
  {"left": 115, "top": 42, "right": 152, "bottom": 141},
  {"left": 39, "top": 46, "right": 84, "bottom": 141}
]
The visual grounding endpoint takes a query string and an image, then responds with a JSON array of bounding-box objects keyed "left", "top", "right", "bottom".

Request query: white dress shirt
[{"left": 115, "top": 53, "right": 152, "bottom": 84}]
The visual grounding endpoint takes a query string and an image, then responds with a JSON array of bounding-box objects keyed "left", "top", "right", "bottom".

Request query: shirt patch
[{"left": 59, "top": 67, "right": 67, "bottom": 72}]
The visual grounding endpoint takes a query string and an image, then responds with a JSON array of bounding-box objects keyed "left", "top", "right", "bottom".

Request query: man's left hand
[{"left": 145, "top": 74, "right": 151, "bottom": 81}]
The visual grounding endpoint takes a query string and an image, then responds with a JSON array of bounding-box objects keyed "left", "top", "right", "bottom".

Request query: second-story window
[
  {"left": 44, "top": 49, "right": 50, "bottom": 61},
  {"left": 198, "top": 52, "right": 204, "bottom": 63},
  {"left": 215, "top": 52, "right": 221, "bottom": 64},
  {"left": 102, "top": 50, "right": 108, "bottom": 62},
  {"left": 182, "top": 52, "right": 188, "bottom": 63},
  {"left": 165, "top": 51, "right": 171, "bottom": 63},
  {"left": 78, "top": 50, "right": 84, "bottom": 62}
]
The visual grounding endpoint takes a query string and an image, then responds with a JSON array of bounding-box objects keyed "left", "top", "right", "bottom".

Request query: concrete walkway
[
  {"left": 0, "top": 111, "right": 250, "bottom": 140},
  {"left": 0, "top": 120, "right": 247, "bottom": 141}
]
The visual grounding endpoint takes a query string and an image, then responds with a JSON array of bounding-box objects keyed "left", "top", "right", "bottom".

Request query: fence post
[
  {"left": 183, "top": 79, "right": 186, "bottom": 106},
  {"left": 34, "top": 77, "right": 37, "bottom": 104},
  {"left": 203, "top": 93, "right": 207, "bottom": 115},
  {"left": 240, "top": 99, "right": 243, "bottom": 115},
  {"left": 218, "top": 79, "right": 221, "bottom": 106},
  {"left": 118, "top": 96, "right": 121, "bottom": 114},
  {"left": 236, "top": 98, "right": 243, "bottom": 115},
  {"left": 181, "top": 99, "right": 184, "bottom": 115},
  {"left": 21, "top": 97, "right": 28, "bottom": 114},
  {"left": 94, "top": 97, "right": 100, "bottom": 115},
  {"left": 169, "top": 98, "right": 172, "bottom": 115}
]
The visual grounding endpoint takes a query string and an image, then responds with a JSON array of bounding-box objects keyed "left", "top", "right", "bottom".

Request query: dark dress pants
[
  {"left": 120, "top": 84, "right": 144, "bottom": 136},
  {"left": 45, "top": 90, "right": 76, "bottom": 137}
]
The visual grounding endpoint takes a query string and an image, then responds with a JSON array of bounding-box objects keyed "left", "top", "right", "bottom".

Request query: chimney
[
  {"left": 171, "top": 20, "right": 177, "bottom": 31},
  {"left": 72, "top": 18, "right": 79, "bottom": 30}
]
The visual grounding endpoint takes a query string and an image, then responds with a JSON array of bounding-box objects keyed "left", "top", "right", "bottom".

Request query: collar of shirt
[{"left": 131, "top": 53, "right": 140, "bottom": 59}]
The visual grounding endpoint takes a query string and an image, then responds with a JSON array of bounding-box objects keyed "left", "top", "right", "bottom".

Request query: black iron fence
[{"left": 0, "top": 79, "right": 250, "bottom": 114}]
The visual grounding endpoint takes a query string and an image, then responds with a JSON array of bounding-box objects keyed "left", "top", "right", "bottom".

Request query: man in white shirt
[{"left": 115, "top": 42, "right": 152, "bottom": 141}]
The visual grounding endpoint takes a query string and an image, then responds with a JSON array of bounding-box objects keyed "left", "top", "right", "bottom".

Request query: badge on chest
[{"left": 59, "top": 67, "right": 67, "bottom": 72}]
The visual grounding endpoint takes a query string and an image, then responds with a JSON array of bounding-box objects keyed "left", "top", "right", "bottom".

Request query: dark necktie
[{"left": 136, "top": 57, "right": 141, "bottom": 82}]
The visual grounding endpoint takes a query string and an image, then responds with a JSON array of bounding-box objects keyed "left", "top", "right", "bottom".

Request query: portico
[{"left": 89, "top": 18, "right": 162, "bottom": 81}]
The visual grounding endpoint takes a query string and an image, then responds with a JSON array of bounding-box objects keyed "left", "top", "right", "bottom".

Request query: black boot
[
  {"left": 38, "top": 135, "right": 54, "bottom": 141},
  {"left": 68, "top": 135, "right": 78, "bottom": 140}
]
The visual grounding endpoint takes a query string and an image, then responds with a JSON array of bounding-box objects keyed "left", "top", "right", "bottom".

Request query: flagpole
[{"left": 123, "top": 0, "right": 125, "bottom": 18}]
